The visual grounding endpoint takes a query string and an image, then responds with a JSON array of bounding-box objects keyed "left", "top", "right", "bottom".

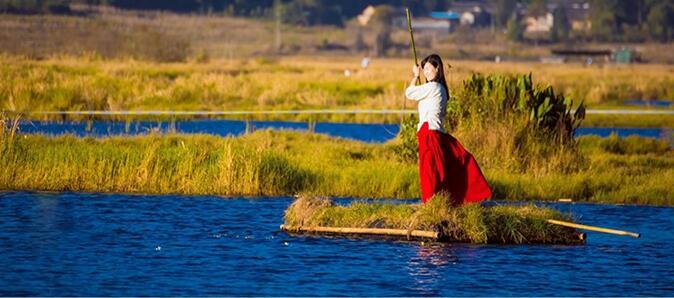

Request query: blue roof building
[{"left": 430, "top": 11, "right": 461, "bottom": 20}]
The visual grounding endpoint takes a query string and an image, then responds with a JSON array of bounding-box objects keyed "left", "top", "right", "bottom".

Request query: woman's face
[{"left": 423, "top": 62, "right": 438, "bottom": 81}]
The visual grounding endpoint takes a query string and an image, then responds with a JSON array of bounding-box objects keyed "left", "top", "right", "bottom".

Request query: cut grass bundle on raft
[{"left": 282, "top": 194, "right": 585, "bottom": 245}]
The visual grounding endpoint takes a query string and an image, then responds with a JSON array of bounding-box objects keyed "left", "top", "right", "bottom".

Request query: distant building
[
  {"left": 460, "top": 6, "right": 491, "bottom": 27},
  {"left": 357, "top": 5, "right": 376, "bottom": 26},
  {"left": 524, "top": 13, "right": 553, "bottom": 33},
  {"left": 524, "top": 0, "right": 590, "bottom": 33},
  {"left": 429, "top": 11, "right": 460, "bottom": 31},
  {"left": 560, "top": 1, "right": 591, "bottom": 31},
  {"left": 430, "top": 11, "right": 461, "bottom": 20},
  {"left": 412, "top": 17, "right": 451, "bottom": 32},
  {"left": 614, "top": 47, "right": 640, "bottom": 64},
  {"left": 446, "top": 1, "right": 493, "bottom": 27},
  {"left": 392, "top": 7, "right": 451, "bottom": 33}
]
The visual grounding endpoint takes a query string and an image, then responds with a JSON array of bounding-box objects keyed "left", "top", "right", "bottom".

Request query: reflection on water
[
  {"left": 407, "top": 244, "right": 459, "bottom": 296},
  {"left": 415, "top": 244, "right": 459, "bottom": 266}
]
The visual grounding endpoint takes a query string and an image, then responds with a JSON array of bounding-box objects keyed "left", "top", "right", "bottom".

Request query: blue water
[
  {"left": 575, "top": 127, "right": 670, "bottom": 139},
  {"left": 17, "top": 120, "right": 400, "bottom": 143},
  {"left": 623, "top": 99, "right": 672, "bottom": 108},
  {"left": 1, "top": 191, "right": 673, "bottom": 296},
  {"left": 16, "top": 120, "right": 671, "bottom": 142}
]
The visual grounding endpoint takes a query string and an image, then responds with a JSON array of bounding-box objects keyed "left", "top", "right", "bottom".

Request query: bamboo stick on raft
[
  {"left": 280, "top": 224, "right": 439, "bottom": 240},
  {"left": 547, "top": 219, "right": 640, "bottom": 238}
]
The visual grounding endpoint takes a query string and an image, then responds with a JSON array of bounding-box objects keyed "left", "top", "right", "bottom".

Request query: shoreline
[{"left": 3, "top": 189, "right": 673, "bottom": 209}]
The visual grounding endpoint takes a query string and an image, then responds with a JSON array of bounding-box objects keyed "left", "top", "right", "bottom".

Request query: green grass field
[
  {"left": 1, "top": 129, "right": 671, "bottom": 205},
  {"left": 1, "top": 56, "right": 672, "bottom": 127},
  {"left": 1, "top": 53, "right": 672, "bottom": 206},
  {"left": 1, "top": 19, "right": 672, "bottom": 205},
  {"left": 1, "top": 9, "right": 672, "bottom": 213}
]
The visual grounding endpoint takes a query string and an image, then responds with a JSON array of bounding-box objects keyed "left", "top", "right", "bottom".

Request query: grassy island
[{"left": 282, "top": 194, "right": 584, "bottom": 245}]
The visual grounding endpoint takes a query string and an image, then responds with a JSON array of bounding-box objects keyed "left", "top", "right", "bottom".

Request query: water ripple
[{"left": 0, "top": 191, "right": 673, "bottom": 296}]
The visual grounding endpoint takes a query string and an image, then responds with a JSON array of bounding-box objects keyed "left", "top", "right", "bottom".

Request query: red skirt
[{"left": 417, "top": 122, "right": 492, "bottom": 205}]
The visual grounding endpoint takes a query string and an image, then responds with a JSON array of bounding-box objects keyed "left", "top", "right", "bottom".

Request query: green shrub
[{"left": 395, "top": 73, "right": 586, "bottom": 174}]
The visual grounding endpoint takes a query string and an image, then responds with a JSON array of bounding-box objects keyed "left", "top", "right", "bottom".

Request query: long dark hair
[{"left": 420, "top": 54, "right": 449, "bottom": 99}]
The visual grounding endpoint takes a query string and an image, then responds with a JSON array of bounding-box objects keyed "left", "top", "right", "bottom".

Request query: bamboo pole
[
  {"left": 405, "top": 8, "right": 421, "bottom": 86},
  {"left": 280, "top": 224, "right": 439, "bottom": 240},
  {"left": 547, "top": 219, "right": 640, "bottom": 238}
]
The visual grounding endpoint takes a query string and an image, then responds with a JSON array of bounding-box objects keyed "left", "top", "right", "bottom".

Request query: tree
[
  {"left": 550, "top": 6, "right": 570, "bottom": 42},
  {"left": 528, "top": 0, "right": 548, "bottom": 17},
  {"left": 495, "top": 0, "right": 519, "bottom": 27},
  {"left": 414, "top": 0, "right": 451, "bottom": 12},
  {"left": 588, "top": 0, "right": 649, "bottom": 41},
  {"left": 614, "top": 0, "right": 643, "bottom": 26},
  {"left": 277, "top": 0, "right": 346, "bottom": 26},
  {"left": 369, "top": 5, "right": 394, "bottom": 57},
  {"left": 506, "top": 13, "right": 524, "bottom": 41},
  {"left": 353, "top": 28, "right": 367, "bottom": 53},
  {"left": 0, "top": 0, "right": 71, "bottom": 14},
  {"left": 645, "top": 0, "right": 674, "bottom": 42},
  {"left": 280, "top": 0, "right": 309, "bottom": 25},
  {"left": 588, "top": 0, "right": 620, "bottom": 41}
]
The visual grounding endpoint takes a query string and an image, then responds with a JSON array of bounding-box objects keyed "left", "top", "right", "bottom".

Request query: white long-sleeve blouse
[{"left": 404, "top": 81, "right": 448, "bottom": 132}]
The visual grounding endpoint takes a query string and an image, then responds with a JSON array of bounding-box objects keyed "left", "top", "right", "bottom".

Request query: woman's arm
[
  {"left": 408, "top": 64, "right": 420, "bottom": 88},
  {"left": 405, "top": 84, "right": 431, "bottom": 101},
  {"left": 408, "top": 76, "right": 419, "bottom": 88},
  {"left": 405, "top": 65, "right": 428, "bottom": 101}
]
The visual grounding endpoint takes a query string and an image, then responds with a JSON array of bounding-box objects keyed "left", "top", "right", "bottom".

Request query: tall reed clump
[
  {"left": 0, "top": 113, "right": 20, "bottom": 151},
  {"left": 0, "top": 132, "right": 315, "bottom": 196},
  {"left": 284, "top": 193, "right": 581, "bottom": 244},
  {"left": 395, "top": 73, "right": 587, "bottom": 175}
]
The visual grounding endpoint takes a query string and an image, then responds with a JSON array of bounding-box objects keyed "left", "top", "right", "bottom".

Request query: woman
[{"left": 405, "top": 54, "right": 492, "bottom": 205}]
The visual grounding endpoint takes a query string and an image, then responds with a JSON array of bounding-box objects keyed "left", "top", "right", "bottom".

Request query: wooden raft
[
  {"left": 280, "top": 224, "right": 439, "bottom": 240},
  {"left": 281, "top": 224, "right": 588, "bottom": 243}
]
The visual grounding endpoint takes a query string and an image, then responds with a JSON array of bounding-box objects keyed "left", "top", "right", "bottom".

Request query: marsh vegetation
[
  {"left": 283, "top": 194, "right": 583, "bottom": 244},
  {"left": 1, "top": 56, "right": 672, "bottom": 124},
  {"left": 1, "top": 125, "right": 671, "bottom": 205}
]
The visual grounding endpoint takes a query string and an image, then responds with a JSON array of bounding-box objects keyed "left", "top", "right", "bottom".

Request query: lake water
[
  {"left": 1, "top": 191, "right": 672, "bottom": 296},
  {"left": 623, "top": 99, "right": 672, "bottom": 108},
  {"left": 17, "top": 120, "right": 672, "bottom": 143}
]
